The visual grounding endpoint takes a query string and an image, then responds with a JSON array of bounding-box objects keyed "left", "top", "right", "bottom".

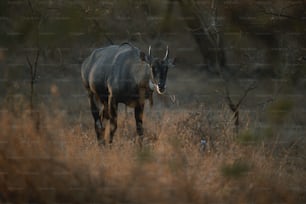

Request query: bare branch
[
  {"left": 298, "top": 56, "right": 306, "bottom": 61},
  {"left": 236, "top": 81, "right": 257, "bottom": 109},
  {"left": 25, "top": 54, "right": 33, "bottom": 74},
  {"left": 25, "top": 48, "right": 40, "bottom": 83},
  {"left": 27, "top": 0, "right": 41, "bottom": 18},
  {"left": 33, "top": 48, "right": 40, "bottom": 80},
  {"left": 26, "top": 0, "right": 35, "bottom": 14},
  {"left": 25, "top": 0, "right": 42, "bottom": 113},
  {"left": 256, "top": 4, "right": 305, "bottom": 21},
  {"left": 224, "top": 85, "right": 235, "bottom": 111}
]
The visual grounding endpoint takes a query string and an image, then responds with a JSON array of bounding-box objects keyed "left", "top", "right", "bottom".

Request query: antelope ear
[
  {"left": 140, "top": 51, "right": 146, "bottom": 61},
  {"left": 171, "top": 57, "right": 177, "bottom": 65},
  {"left": 168, "top": 57, "right": 177, "bottom": 68}
]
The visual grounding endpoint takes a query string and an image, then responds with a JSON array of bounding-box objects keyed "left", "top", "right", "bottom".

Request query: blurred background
[{"left": 1, "top": 0, "right": 305, "bottom": 105}]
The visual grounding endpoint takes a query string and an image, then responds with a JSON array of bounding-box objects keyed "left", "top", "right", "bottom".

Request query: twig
[
  {"left": 256, "top": 4, "right": 304, "bottom": 21},
  {"left": 236, "top": 81, "right": 257, "bottom": 109},
  {"left": 25, "top": 0, "right": 42, "bottom": 114},
  {"left": 224, "top": 81, "right": 257, "bottom": 134}
]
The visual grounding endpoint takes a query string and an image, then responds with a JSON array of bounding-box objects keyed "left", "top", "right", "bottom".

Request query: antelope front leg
[{"left": 134, "top": 103, "right": 144, "bottom": 145}]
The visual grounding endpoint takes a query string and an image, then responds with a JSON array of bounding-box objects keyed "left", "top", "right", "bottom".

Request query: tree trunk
[{"left": 177, "top": 0, "right": 227, "bottom": 74}]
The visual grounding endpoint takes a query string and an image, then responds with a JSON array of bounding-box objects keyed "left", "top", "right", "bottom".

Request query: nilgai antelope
[{"left": 81, "top": 43, "right": 176, "bottom": 145}]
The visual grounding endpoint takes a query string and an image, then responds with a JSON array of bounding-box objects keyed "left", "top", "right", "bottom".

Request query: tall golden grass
[{"left": 0, "top": 97, "right": 305, "bottom": 203}]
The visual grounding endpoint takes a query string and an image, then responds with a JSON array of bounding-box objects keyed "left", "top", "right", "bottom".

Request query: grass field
[{"left": 0, "top": 92, "right": 305, "bottom": 203}]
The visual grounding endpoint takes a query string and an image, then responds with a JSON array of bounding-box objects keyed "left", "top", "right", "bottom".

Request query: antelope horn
[
  {"left": 148, "top": 46, "right": 152, "bottom": 58},
  {"left": 164, "top": 46, "right": 169, "bottom": 61}
]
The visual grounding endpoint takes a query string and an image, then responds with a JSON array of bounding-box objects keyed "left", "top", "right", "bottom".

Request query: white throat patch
[{"left": 149, "top": 80, "right": 155, "bottom": 91}]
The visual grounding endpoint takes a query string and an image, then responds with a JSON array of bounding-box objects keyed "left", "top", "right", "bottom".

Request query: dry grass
[{"left": 0, "top": 98, "right": 305, "bottom": 203}]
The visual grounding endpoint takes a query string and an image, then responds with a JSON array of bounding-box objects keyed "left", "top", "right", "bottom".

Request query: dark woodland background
[
  {"left": 0, "top": 0, "right": 305, "bottom": 203},
  {"left": 1, "top": 0, "right": 306, "bottom": 106}
]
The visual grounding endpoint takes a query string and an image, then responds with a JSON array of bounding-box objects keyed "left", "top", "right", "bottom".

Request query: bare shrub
[{"left": 0, "top": 100, "right": 304, "bottom": 203}]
